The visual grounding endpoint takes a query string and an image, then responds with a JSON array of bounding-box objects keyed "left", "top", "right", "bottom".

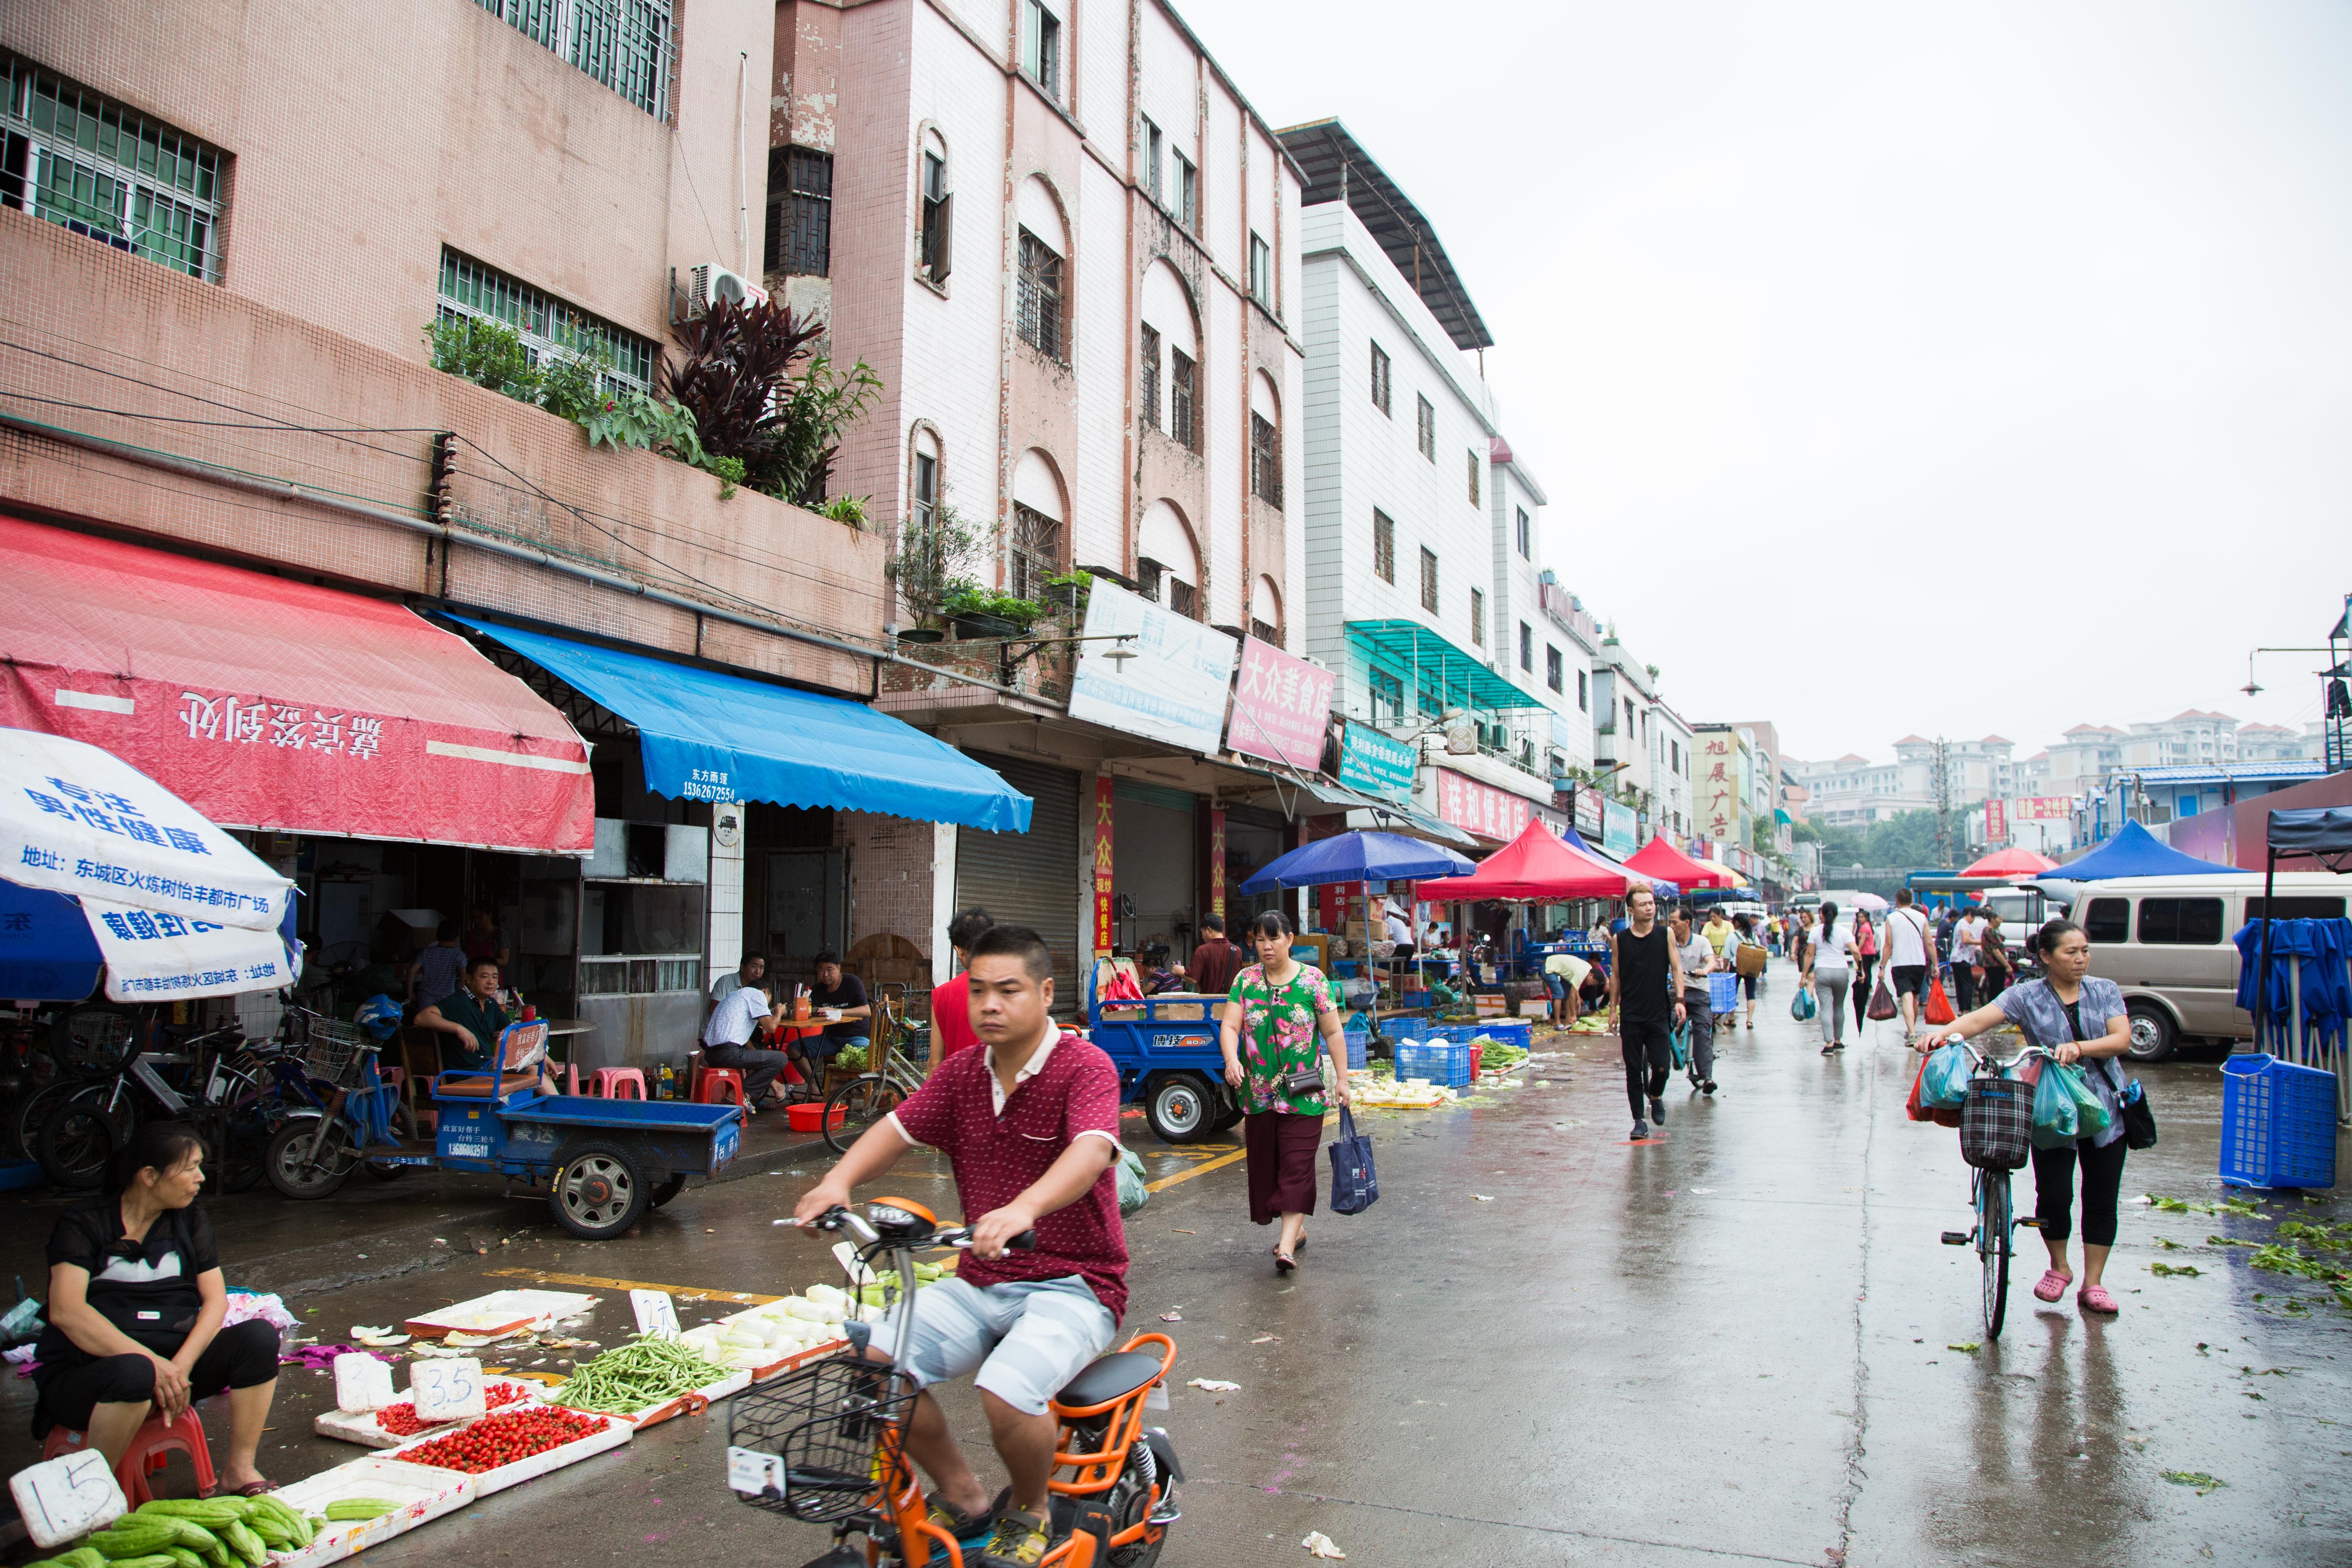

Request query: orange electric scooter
[{"left": 728, "top": 1199, "right": 1182, "bottom": 1568}]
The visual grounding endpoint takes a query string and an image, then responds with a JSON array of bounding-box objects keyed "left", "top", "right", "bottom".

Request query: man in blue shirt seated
[{"left": 414, "top": 958, "right": 559, "bottom": 1093}]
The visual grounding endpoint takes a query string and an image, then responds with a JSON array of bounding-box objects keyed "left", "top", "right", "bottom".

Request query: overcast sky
[{"left": 1179, "top": 0, "right": 2352, "bottom": 763}]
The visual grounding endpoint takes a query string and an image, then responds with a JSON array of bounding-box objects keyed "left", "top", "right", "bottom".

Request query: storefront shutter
[{"left": 955, "top": 753, "right": 1082, "bottom": 1013}]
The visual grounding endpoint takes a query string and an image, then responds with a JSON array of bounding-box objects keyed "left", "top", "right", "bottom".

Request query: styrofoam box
[
  {"left": 314, "top": 1381, "right": 545, "bottom": 1448},
  {"left": 386, "top": 1409, "right": 632, "bottom": 1498},
  {"left": 601, "top": 1369, "right": 751, "bottom": 1431},
  {"left": 270, "top": 1455, "right": 476, "bottom": 1568},
  {"left": 403, "top": 1290, "right": 597, "bottom": 1339}
]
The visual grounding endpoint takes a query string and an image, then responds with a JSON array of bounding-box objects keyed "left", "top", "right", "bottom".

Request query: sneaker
[
  {"left": 1648, "top": 1096, "right": 1666, "bottom": 1125},
  {"left": 1702, "top": 1080, "right": 1717, "bottom": 1094},
  {"left": 973, "top": 1508, "right": 1052, "bottom": 1568},
  {"left": 1630, "top": 1119, "right": 1650, "bottom": 1140},
  {"left": 1820, "top": 1044, "right": 1834, "bottom": 1055}
]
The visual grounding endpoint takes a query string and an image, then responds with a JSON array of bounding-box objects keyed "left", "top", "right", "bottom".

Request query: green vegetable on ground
[
  {"left": 323, "top": 1501, "right": 400, "bottom": 1522},
  {"left": 220, "top": 1521, "right": 267, "bottom": 1567},
  {"left": 552, "top": 1334, "right": 732, "bottom": 1413},
  {"left": 2149, "top": 1263, "right": 2201, "bottom": 1278},
  {"left": 2162, "top": 1470, "right": 2227, "bottom": 1494}
]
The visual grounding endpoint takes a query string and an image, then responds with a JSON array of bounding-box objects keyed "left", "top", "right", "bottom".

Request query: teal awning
[{"left": 1345, "top": 620, "right": 1544, "bottom": 712}]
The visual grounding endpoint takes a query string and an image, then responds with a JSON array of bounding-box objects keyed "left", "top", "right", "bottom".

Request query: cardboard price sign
[
  {"left": 11, "top": 1449, "right": 128, "bottom": 1548},
  {"left": 630, "top": 1289, "right": 680, "bottom": 1338},
  {"left": 410, "top": 1357, "right": 487, "bottom": 1421}
]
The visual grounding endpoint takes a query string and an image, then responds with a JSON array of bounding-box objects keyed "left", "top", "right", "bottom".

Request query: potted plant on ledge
[
  {"left": 942, "top": 584, "right": 1044, "bottom": 641},
  {"left": 887, "top": 500, "right": 982, "bottom": 643}
]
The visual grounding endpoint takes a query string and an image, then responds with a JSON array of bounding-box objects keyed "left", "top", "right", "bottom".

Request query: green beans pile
[{"left": 552, "top": 1335, "right": 732, "bottom": 1413}]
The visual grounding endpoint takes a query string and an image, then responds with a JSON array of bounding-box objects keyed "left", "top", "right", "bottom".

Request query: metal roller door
[{"left": 955, "top": 753, "right": 1082, "bottom": 1013}]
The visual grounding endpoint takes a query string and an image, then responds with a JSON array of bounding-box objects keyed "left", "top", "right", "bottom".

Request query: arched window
[
  {"left": 1138, "top": 500, "right": 1200, "bottom": 620},
  {"left": 907, "top": 423, "right": 942, "bottom": 531},
  {"left": 1249, "top": 370, "right": 1281, "bottom": 508},
  {"left": 1250, "top": 576, "right": 1283, "bottom": 647},
  {"left": 1140, "top": 261, "right": 1197, "bottom": 448},
  {"left": 1011, "top": 449, "right": 1067, "bottom": 601},
  {"left": 1016, "top": 176, "right": 1068, "bottom": 361},
  {"left": 917, "top": 128, "right": 953, "bottom": 285}
]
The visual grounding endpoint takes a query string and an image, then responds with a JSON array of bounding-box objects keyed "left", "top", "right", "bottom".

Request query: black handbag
[
  {"left": 2103, "top": 1058, "right": 2158, "bottom": 1149},
  {"left": 1327, "top": 1106, "right": 1378, "bottom": 1214},
  {"left": 1278, "top": 1062, "right": 1326, "bottom": 1100}
]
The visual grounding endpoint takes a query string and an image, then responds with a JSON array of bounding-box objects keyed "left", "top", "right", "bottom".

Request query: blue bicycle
[
  {"left": 261, "top": 1003, "right": 413, "bottom": 1199},
  {"left": 1938, "top": 1040, "right": 2050, "bottom": 1340}
]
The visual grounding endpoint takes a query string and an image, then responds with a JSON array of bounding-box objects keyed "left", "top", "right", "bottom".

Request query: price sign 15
[
  {"left": 410, "top": 1357, "right": 487, "bottom": 1421},
  {"left": 10, "top": 1450, "right": 128, "bottom": 1548}
]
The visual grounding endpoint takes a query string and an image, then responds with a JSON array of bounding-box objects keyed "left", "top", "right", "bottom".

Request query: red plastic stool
[
  {"left": 586, "top": 1068, "right": 646, "bottom": 1100},
  {"left": 693, "top": 1067, "right": 747, "bottom": 1109},
  {"left": 43, "top": 1407, "right": 216, "bottom": 1505}
]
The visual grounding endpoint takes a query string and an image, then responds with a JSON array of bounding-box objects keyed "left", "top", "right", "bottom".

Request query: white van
[{"left": 2066, "top": 872, "right": 2348, "bottom": 1061}]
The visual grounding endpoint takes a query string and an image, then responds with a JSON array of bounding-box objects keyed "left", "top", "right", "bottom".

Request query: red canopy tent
[
  {"left": 1623, "top": 835, "right": 1734, "bottom": 890},
  {"left": 1416, "top": 819, "right": 1647, "bottom": 900},
  {"left": 1958, "top": 846, "right": 2057, "bottom": 878}
]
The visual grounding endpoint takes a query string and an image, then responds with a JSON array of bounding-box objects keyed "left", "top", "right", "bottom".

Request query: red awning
[
  {"left": 0, "top": 517, "right": 594, "bottom": 854},
  {"left": 1623, "top": 835, "right": 1734, "bottom": 889},
  {"left": 1417, "top": 819, "right": 1646, "bottom": 900}
]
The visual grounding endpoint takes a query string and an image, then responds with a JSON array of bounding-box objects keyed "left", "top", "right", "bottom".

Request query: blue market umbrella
[{"left": 1236, "top": 831, "right": 1475, "bottom": 894}]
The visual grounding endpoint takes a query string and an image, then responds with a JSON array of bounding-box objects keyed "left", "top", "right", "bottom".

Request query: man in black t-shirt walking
[{"left": 1607, "top": 886, "right": 1687, "bottom": 1140}]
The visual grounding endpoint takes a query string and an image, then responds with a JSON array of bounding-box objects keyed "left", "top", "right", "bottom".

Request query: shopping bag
[
  {"left": 2030, "top": 1061, "right": 2080, "bottom": 1149},
  {"left": 1920, "top": 1043, "right": 1972, "bottom": 1109},
  {"left": 1115, "top": 1145, "right": 1151, "bottom": 1216},
  {"left": 1904, "top": 1051, "right": 1937, "bottom": 1123},
  {"left": 2057, "top": 1063, "right": 2113, "bottom": 1137},
  {"left": 1791, "top": 985, "right": 1817, "bottom": 1022},
  {"left": 1923, "top": 971, "right": 1956, "bottom": 1026},
  {"left": 1865, "top": 970, "right": 1898, "bottom": 1021},
  {"left": 1326, "top": 1107, "right": 1378, "bottom": 1215}
]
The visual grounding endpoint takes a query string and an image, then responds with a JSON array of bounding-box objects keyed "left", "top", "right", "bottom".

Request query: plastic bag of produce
[
  {"left": 1920, "top": 1044, "right": 1972, "bottom": 1109},
  {"left": 2054, "top": 1062, "right": 2112, "bottom": 1137},
  {"left": 2030, "top": 1059, "right": 2080, "bottom": 1148}
]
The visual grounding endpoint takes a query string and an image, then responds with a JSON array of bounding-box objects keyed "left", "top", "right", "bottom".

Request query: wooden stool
[
  {"left": 586, "top": 1067, "right": 646, "bottom": 1100},
  {"left": 43, "top": 1407, "right": 216, "bottom": 1505},
  {"left": 693, "top": 1067, "right": 747, "bottom": 1108}
]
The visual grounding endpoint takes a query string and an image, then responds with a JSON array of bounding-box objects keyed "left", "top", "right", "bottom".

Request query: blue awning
[
  {"left": 452, "top": 619, "right": 1032, "bottom": 833},
  {"left": 1345, "top": 620, "right": 1546, "bottom": 712}
]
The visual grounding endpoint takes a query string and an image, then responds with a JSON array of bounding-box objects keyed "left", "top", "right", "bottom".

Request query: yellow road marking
[
  {"left": 1144, "top": 1148, "right": 1248, "bottom": 1192},
  {"left": 487, "top": 1266, "right": 782, "bottom": 1304}
]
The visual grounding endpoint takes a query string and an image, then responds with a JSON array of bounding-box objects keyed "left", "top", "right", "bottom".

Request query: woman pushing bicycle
[{"left": 1919, "top": 919, "right": 2133, "bottom": 1316}]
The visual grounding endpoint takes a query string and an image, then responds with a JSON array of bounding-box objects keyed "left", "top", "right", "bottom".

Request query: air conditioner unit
[{"left": 684, "top": 263, "right": 766, "bottom": 318}]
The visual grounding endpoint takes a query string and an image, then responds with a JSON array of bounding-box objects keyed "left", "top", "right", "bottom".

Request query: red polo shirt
[
  {"left": 890, "top": 1029, "right": 1128, "bottom": 1323},
  {"left": 931, "top": 973, "right": 980, "bottom": 1057}
]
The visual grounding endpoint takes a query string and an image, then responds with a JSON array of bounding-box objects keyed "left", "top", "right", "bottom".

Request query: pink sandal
[
  {"left": 2033, "top": 1269, "right": 2071, "bottom": 1303},
  {"left": 2079, "top": 1284, "right": 2119, "bottom": 1316}
]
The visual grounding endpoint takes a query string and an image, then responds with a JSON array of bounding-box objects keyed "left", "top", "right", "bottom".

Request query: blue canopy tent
[{"left": 2042, "top": 820, "right": 2236, "bottom": 883}]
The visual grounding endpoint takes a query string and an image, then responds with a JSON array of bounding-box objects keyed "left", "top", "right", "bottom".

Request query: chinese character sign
[
  {"left": 1337, "top": 722, "right": 1417, "bottom": 803},
  {"left": 1433, "top": 769, "right": 1532, "bottom": 842},
  {"left": 2011, "top": 796, "right": 2072, "bottom": 822},
  {"left": 1984, "top": 799, "right": 2008, "bottom": 843},
  {"left": 1092, "top": 775, "right": 1116, "bottom": 954},
  {"left": 1226, "top": 638, "right": 1335, "bottom": 771}
]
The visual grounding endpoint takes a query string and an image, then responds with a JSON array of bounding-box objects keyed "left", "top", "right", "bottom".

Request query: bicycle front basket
[
  {"left": 1960, "top": 1072, "right": 2031, "bottom": 1171},
  {"left": 726, "top": 1353, "right": 917, "bottom": 1523},
  {"left": 298, "top": 1019, "right": 370, "bottom": 1088}
]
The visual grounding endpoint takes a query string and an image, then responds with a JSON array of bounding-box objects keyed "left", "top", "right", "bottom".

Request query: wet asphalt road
[{"left": 5, "top": 994, "right": 2348, "bottom": 1567}]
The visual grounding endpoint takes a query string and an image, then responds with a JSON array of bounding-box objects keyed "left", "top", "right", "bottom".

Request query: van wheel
[{"left": 2124, "top": 1002, "right": 2176, "bottom": 1063}]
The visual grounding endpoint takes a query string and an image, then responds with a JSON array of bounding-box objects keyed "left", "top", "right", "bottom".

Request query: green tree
[{"left": 1863, "top": 809, "right": 1946, "bottom": 871}]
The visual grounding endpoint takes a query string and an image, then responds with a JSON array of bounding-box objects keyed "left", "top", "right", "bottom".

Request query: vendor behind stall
[
  {"left": 414, "top": 958, "right": 559, "bottom": 1094},
  {"left": 33, "top": 1124, "right": 280, "bottom": 1492},
  {"left": 805, "top": 951, "right": 872, "bottom": 1073}
]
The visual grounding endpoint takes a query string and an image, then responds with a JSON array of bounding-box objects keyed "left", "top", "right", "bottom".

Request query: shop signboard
[
  {"left": 1567, "top": 786, "right": 1603, "bottom": 836},
  {"left": 1601, "top": 798, "right": 1638, "bottom": 860},
  {"left": 1091, "top": 775, "right": 1115, "bottom": 953},
  {"left": 1697, "top": 731, "right": 1739, "bottom": 843},
  {"left": 1068, "top": 582, "right": 1238, "bottom": 755},
  {"left": 1984, "top": 798, "right": 2008, "bottom": 843},
  {"left": 1225, "top": 637, "right": 1335, "bottom": 771},
  {"left": 2011, "top": 796, "right": 2071, "bottom": 821},
  {"left": 1434, "top": 768, "right": 1533, "bottom": 843},
  {"left": 1336, "top": 721, "right": 1417, "bottom": 803}
]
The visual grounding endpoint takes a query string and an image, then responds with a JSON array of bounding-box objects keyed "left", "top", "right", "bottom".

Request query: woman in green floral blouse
[{"left": 1218, "top": 911, "right": 1353, "bottom": 1273}]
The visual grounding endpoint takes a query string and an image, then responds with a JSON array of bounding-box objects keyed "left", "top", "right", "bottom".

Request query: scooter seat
[{"left": 1054, "top": 1350, "right": 1163, "bottom": 1411}]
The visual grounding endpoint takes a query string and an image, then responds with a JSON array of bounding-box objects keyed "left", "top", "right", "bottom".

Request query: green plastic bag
[
  {"left": 1790, "top": 986, "right": 1817, "bottom": 1022},
  {"left": 2057, "top": 1062, "right": 2113, "bottom": 1137},
  {"left": 1115, "top": 1145, "right": 1151, "bottom": 1216},
  {"left": 2030, "top": 1060, "right": 2080, "bottom": 1149}
]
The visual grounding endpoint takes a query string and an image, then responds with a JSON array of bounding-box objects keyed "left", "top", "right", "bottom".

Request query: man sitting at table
[
  {"left": 703, "top": 977, "right": 794, "bottom": 1111},
  {"left": 801, "top": 951, "right": 871, "bottom": 1081},
  {"left": 414, "top": 958, "right": 560, "bottom": 1094}
]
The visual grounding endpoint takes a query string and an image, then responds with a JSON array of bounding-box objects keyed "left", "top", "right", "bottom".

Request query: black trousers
[
  {"left": 1953, "top": 963, "right": 1980, "bottom": 1017},
  {"left": 2031, "top": 1137, "right": 2129, "bottom": 1246},
  {"left": 33, "top": 1318, "right": 280, "bottom": 1437},
  {"left": 1620, "top": 1018, "right": 1672, "bottom": 1119},
  {"left": 703, "top": 1042, "right": 789, "bottom": 1100}
]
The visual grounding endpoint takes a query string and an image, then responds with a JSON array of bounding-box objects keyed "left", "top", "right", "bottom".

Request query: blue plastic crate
[
  {"left": 1474, "top": 1020, "right": 1532, "bottom": 1053},
  {"left": 1393, "top": 1040, "right": 1474, "bottom": 1089},
  {"left": 2220, "top": 1054, "right": 2338, "bottom": 1189},
  {"left": 1708, "top": 972, "right": 1741, "bottom": 1014},
  {"left": 1342, "top": 1024, "right": 1370, "bottom": 1070}
]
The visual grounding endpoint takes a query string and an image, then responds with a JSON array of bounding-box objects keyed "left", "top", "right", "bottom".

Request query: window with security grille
[
  {"left": 1, "top": 52, "right": 227, "bottom": 283},
  {"left": 1467, "top": 449, "right": 1481, "bottom": 506},
  {"left": 476, "top": 0, "right": 673, "bottom": 118},
  {"left": 1169, "top": 579, "right": 1197, "bottom": 619},
  {"left": 1519, "top": 621, "right": 1532, "bottom": 672},
  {"left": 1419, "top": 548, "right": 1439, "bottom": 613},
  {"left": 1010, "top": 503, "right": 1062, "bottom": 602},
  {"left": 765, "top": 146, "right": 832, "bottom": 276},
  {"left": 1370, "top": 341, "right": 1391, "bottom": 415},
  {"left": 438, "top": 247, "right": 655, "bottom": 391},
  {"left": 1250, "top": 617, "right": 1280, "bottom": 645},
  {"left": 1417, "top": 395, "right": 1435, "bottom": 461},
  {"left": 1372, "top": 510, "right": 1394, "bottom": 584},
  {"left": 1169, "top": 348, "right": 1197, "bottom": 448},
  {"left": 1470, "top": 588, "right": 1485, "bottom": 648},
  {"left": 1546, "top": 645, "right": 1563, "bottom": 693},
  {"left": 1370, "top": 669, "right": 1403, "bottom": 724},
  {"left": 917, "top": 149, "right": 951, "bottom": 283},
  {"left": 1017, "top": 228, "right": 1065, "bottom": 360},
  {"left": 1250, "top": 413, "right": 1281, "bottom": 507},
  {"left": 1140, "top": 325, "right": 1160, "bottom": 430}
]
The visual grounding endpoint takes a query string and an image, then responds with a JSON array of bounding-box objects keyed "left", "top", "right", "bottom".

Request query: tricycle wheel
[
  {"left": 550, "top": 1141, "right": 649, "bottom": 1239},
  {"left": 650, "top": 1174, "right": 688, "bottom": 1208},
  {"left": 1145, "top": 1074, "right": 1215, "bottom": 1145},
  {"left": 265, "top": 1116, "right": 357, "bottom": 1199}
]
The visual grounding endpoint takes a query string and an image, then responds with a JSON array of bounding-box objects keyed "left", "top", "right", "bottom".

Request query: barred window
[
  {"left": 1467, "top": 448, "right": 1481, "bottom": 506},
  {"left": 1372, "top": 509, "right": 1394, "bottom": 584},
  {"left": 1017, "top": 228, "right": 1065, "bottom": 361},
  {"left": 1011, "top": 503, "right": 1062, "bottom": 603},
  {"left": 1470, "top": 588, "right": 1484, "bottom": 648},
  {"left": 1169, "top": 578, "right": 1198, "bottom": 619},
  {"left": 1140, "top": 324, "right": 1160, "bottom": 430},
  {"left": 1370, "top": 341, "right": 1391, "bottom": 415},
  {"left": 1169, "top": 348, "right": 1197, "bottom": 449},
  {"left": 1250, "top": 413, "right": 1281, "bottom": 508},
  {"left": 765, "top": 146, "right": 831, "bottom": 276},
  {"left": 1250, "top": 617, "right": 1280, "bottom": 645},
  {"left": 437, "top": 247, "right": 655, "bottom": 391},
  {"left": 1546, "top": 644, "right": 1564, "bottom": 694},
  {"left": 476, "top": 0, "right": 672, "bottom": 119},
  {"left": 1, "top": 51, "right": 226, "bottom": 283},
  {"left": 1419, "top": 547, "right": 1439, "bottom": 614}
]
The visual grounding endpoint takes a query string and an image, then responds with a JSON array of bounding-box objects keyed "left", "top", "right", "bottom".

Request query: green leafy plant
[
  {"left": 942, "top": 584, "right": 1042, "bottom": 627},
  {"left": 425, "top": 316, "right": 540, "bottom": 403},
  {"left": 663, "top": 298, "right": 884, "bottom": 505},
  {"left": 708, "top": 454, "right": 746, "bottom": 500},
  {"left": 821, "top": 494, "right": 870, "bottom": 530},
  {"left": 888, "top": 500, "right": 984, "bottom": 628},
  {"left": 536, "top": 343, "right": 615, "bottom": 423},
  {"left": 1044, "top": 570, "right": 1092, "bottom": 617},
  {"left": 579, "top": 386, "right": 706, "bottom": 468}
]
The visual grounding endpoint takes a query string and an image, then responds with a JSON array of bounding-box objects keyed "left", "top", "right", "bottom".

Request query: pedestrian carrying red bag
[{"left": 1865, "top": 968, "right": 1898, "bottom": 1022}]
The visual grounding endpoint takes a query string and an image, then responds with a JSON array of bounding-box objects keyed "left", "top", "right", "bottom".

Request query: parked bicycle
[
  {"left": 261, "top": 1003, "right": 415, "bottom": 1198},
  {"left": 34, "top": 1021, "right": 263, "bottom": 1191},
  {"left": 1938, "top": 1038, "right": 2052, "bottom": 1340},
  {"left": 729, "top": 1200, "right": 1181, "bottom": 1568},
  {"left": 821, "top": 1014, "right": 931, "bottom": 1156}
]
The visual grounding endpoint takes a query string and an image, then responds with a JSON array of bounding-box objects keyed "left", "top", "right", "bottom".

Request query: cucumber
[
  {"left": 321, "top": 1501, "right": 399, "bottom": 1522},
  {"left": 220, "top": 1523, "right": 267, "bottom": 1568},
  {"left": 85, "top": 1529, "right": 178, "bottom": 1561},
  {"left": 161, "top": 1548, "right": 208, "bottom": 1568},
  {"left": 106, "top": 1557, "right": 182, "bottom": 1568}
]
